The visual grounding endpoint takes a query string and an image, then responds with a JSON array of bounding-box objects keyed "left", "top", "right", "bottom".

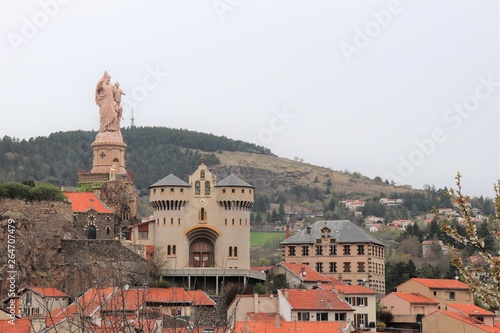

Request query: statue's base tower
[
  {"left": 90, "top": 131, "right": 127, "bottom": 175},
  {"left": 77, "top": 130, "right": 137, "bottom": 226}
]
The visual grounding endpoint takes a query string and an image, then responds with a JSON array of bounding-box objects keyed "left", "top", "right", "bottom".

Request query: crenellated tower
[{"left": 137, "top": 159, "right": 263, "bottom": 293}]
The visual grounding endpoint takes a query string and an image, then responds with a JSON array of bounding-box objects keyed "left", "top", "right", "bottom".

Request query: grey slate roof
[
  {"left": 215, "top": 174, "right": 254, "bottom": 188},
  {"left": 149, "top": 174, "right": 190, "bottom": 188},
  {"left": 280, "top": 220, "right": 384, "bottom": 246}
]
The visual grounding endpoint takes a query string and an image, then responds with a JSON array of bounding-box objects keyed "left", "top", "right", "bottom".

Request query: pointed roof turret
[
  {"left": 215, "top": 174, "right": 254, "bottom": 188},
  {"left": 149, "top": 174, "right": 190, "bottom": 188}
]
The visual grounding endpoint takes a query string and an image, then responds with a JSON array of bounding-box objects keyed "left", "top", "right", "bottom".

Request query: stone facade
[
  {"left": 0, "top": 198, "right": 149, "bottom": 299},
  {"left": 64, "top": 192, "right": 116, "bottom": 240},
  {"left": 61, "top": 239, "right": 146, "bottom": 264},
  {"left": 72, "top": 208, "right": 115, "bottom": 240}
]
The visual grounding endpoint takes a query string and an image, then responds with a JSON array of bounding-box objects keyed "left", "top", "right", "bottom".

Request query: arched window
[
  {"left": 195, "top": 181, "right": 200, "bottom": 195},
  {"left": 200, "top": 170, "right": 205, "bottom": 179},
  {"left": 200, "top": 208, "right": 205, "bottom": 221},
  {"left": 167, "top": 245, "right": 171, "bottom": 255},
  {"left": 234, "top": 246, "right": 238, "bottom": 257},
  {"left": 86, "top": 225, "right": 96, "bottom": 239},
  {"left": 229, "top": 246, "right": 233, "bottom": 257},
  {"left": 205, "top": 181, "right": 211, "bottom": 195},
  {"left": 173, "top": 245, "right": 176, "bottom": 255},
  {"left": 106, "top": 227, "right": 110, "bottom": 235}
]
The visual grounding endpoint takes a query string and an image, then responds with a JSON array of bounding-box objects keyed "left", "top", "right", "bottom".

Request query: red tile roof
[
  {"left": 234, "top": 320, "right": 343, "bottom": 333},
  {"left": 145, "top": 287, "right": 192, "bottom": 304},
  {"left": 328, "top": 276, "right": 343, "bottom": 285},
  {"left": 103, "top": 289, "right": 146, "bottom": 312},
  {"left": 246, "top": 312, "right": 282, "bottom": 322},
  {"left": 425, "top": 310, "right": 500, "bottom": 333},
  {"left": 390, "top": 292, "right": 439, "bottom": 304},
  {"left": 409, "top": 278, "right": 470, "bottom": 290},
  {"left": 30, "top": 287, "right": 68, "bottom": 298},
  {"left": 186, "top": 290, "right": 216, "bottom": 306},
  {"left": 280, "top": 262, "right": 331, "bottom": 283},
  {"left": 64, "top": 192, "right": 113, "bottom": 213},
  {"left": 281, "top": 289, "right": 353, "bottom": 311},
  {"left": 320, "top": 284, "right": 334, "bottom": 291},
  {"left": 448, "top": 303, "right": 495, "bottom": 316},
  {"left": 334, "top": 284, "right": 378, "bottom": 295},
  {"left": 251, "top": 265, "right": 274, "bottom": 272},
  {"left": 52, "top": 287, "right": 116, "bottom": 322},
  {"left": 0, "top": 318, "right": 31, "bottom": 333}
]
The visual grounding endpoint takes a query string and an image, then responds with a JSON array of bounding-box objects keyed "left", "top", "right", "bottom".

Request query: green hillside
[{"left": 0, "top": 127, "right": 271, "bottom": 195}]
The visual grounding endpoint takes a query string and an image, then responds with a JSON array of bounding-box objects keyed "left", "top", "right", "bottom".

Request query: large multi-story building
[
  {"left": 128, "top": 160, "right": 265, "bottom": 293},
  {"left": 395, "top": 278, "right": 473, "bottom": 310},
  {"left": 280, "top": 220, "right": 385, "bottom": 293}
]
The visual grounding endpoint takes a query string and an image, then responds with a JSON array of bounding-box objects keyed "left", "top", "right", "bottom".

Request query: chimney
[
  {"left": 275, "top": 314, "right": 280, "bottom": 328},
  {"left": 254, "top": 293, "right": 259, "bottom": 313},
  {"left": 327, "top": 300, "right": 332, "bottom": 308},
  {"left": 244, "top": 323, "right": 249, "bottom": 333},
  {"left": 338, "top": 274, "right": 343, "bottom": 283},
  {"left": 286, "top": 224, "right": 290, "bottom": 239}
]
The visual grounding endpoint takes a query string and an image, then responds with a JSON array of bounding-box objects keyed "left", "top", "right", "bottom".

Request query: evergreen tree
[
  {"left": 407, "top": 259, "right": 417, "bottom": 278},
  {"left": 278, "top": 204, "right": 286, "bottom": 223}
]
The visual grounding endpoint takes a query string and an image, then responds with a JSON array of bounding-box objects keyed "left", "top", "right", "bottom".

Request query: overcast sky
[{"left": 0, "top": 0, "right": 498, "bottom": 197}]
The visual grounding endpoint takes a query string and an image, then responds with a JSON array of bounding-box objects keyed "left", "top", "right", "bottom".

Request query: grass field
[{"left": 250, "top": 231, "right": 286, "bottom": 248}]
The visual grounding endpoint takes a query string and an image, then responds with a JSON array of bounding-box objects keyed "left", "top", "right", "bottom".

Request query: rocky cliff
[{"left": 0, "top": 199, "right": 148, "bottom": 299}]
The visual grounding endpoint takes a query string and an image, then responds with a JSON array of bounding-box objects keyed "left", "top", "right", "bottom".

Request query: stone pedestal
[{"left": 90, "top": 131, "right": 127, "bottom": 175}]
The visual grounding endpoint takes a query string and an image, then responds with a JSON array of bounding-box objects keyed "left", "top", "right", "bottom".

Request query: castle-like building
[{"left": 128, "top": 159, "right": 265, "bottom": 293}]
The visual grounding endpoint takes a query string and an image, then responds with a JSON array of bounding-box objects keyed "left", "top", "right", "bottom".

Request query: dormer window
[{"left": 306, "top": 227, "right": 312, "bottom": 234}]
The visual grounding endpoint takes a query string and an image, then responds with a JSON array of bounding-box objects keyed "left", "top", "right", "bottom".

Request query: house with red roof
[
  {"left": 43, "top": 286, "right": 215, "bottom": 332},
  {"left": 64, "top": 192, "right": 115, "bottom": 240},
  {"left": 333, "top": 284, "right": 378, "bottom": 331},
  {"left": 277, "top": 288, "right": 354, "bottom": 323},
  {"left": 379, "top": 292, "right": 439, "bottom": 330},
  {"left": 227, "top": 293, "right": 279, "bottom": 323},
  {"left": 447, "top": 303, "right": 497, "bottom": 326},
  {"left": 145, "top": 287, "right": 203, "bottom": 317},
  {"left": 423, "top": 310, "right": 500, "bottom": 333},
  {"left": 51, "top": 287, "right": 116, "bottom": 326},
  {"left": 395, "top": 278, "right": 472, "bottom": 310},
  {"left": 391, "top": 219, "right": 414, "bottom": 230},
  {"left": 0, "top": 318, "right": 32, "bottom": 333},
  {"left": 269, "top": 262, "right": 332, "bottom": 289},
  {"left": 15, "top": 287, "right": 69, "bottom": 318},
  {"left": 341, "top": 200, "right": 366, "bottom": 212}
]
